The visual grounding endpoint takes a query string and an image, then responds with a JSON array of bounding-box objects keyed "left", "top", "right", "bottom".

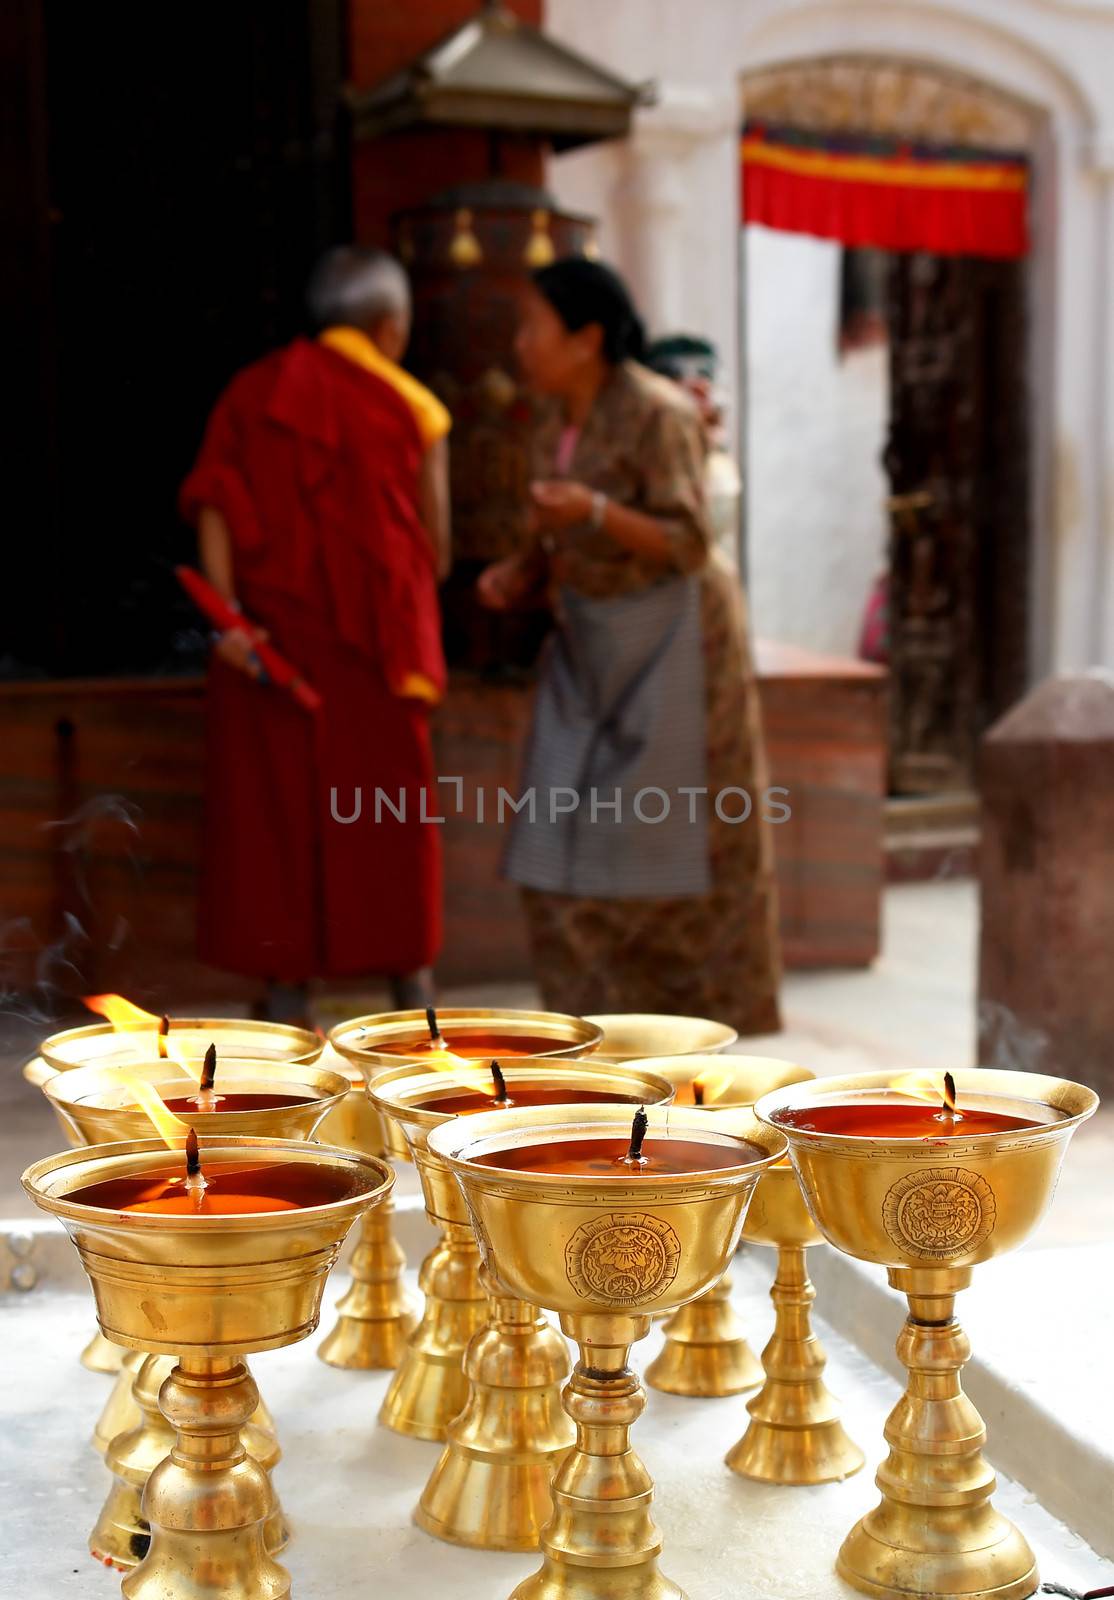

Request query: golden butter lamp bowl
[
  {"left": 366, "top": 1059, "right": 672, "bottom": 1462},
  {"left": 585, "top": 1012, "right": 737, "bottom": 1063},
  {"left": 39, "top": 1016, "right": 323, "bottom": 1074},
  {"left": 755, "top": 1068, "right": 1098, "bottom": 1600},
  {"left": 628, "top": 1054, "right": 814, "bottom": 1399},
  {"left": 40, "top": 1057, "right": 350, "bottom": 1147},
  {"left": 429, "top": 1103, "right": 786, "bottom": 1600},
  {"left": 23, "top": 1136, "right": 393, "bottom": 1354},
  {"left": 330, "top": 1005, "right": 603, "bottom": 1075},
  {"left": 24, "top": 1137, "right": 391, "bottom": 1600}
]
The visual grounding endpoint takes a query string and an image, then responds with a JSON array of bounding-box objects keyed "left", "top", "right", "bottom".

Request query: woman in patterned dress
[{"left": 478, "top": 259, "right": 781, "bottom": 1035}]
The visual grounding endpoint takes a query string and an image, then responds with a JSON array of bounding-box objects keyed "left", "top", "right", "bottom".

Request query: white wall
[
  {"left": 546, "top": 0, "right": 1114, "bottom": 678},
  {"left": 745, "top": 228, "right": 889, "bottom": 655}
]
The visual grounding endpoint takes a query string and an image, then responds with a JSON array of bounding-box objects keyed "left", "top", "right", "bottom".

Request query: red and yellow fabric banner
[{"left": 741, "top": 124, "right": 1029, "bottom": 259}]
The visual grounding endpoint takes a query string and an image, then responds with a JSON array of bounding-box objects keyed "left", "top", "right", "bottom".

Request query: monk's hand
[
  {"left": 529, "top": 480, "right": 594, "bottom": 531},
  {"left": 476, "top": 555, "right": 534, "bottom": 612},
  {"left": 213, "top": 622, "right": 269, "bottom": 679}
]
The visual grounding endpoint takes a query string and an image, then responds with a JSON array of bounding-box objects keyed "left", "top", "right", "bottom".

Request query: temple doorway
[{"left": 741, "top": 60, "right": 1037, "bottom": 796}]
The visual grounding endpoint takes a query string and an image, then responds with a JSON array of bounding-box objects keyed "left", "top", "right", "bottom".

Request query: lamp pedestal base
[
  {"left": 318, "top": 1199, "right": 419, "bottom": 1370},
  {"left": 837, "top": 1268, "right": 1038, "bottom": 1600},
  {"left": 379, "top": 1220, "right": 486, "bottom": 1441},
  {"left": 122, "top": 1356, "right": 288, "bottom": 1600},
  {"left": 416, "top": 1271, "right": 573, "bottom": 1550},
  {"left": 645, "top": 1267, "right": 762, "bottom": 1397},
  {"left": 83, "top": 1327, "right": 125, "bottom": 1375},
  {"left": 510, "top": 1313, "right": 685, "bottom": 1600},
  {"left": 726, "top": 1245, "right": 863, "bottom": 1485},
  {"left": 91, "top": 1353, "right": 288, "bottom": 1573}
]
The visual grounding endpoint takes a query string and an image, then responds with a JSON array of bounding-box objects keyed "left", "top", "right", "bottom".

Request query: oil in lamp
[
  {"left": 23, "top": 1134, "right": 393, "bottom": 1600},
  {"left": 756, "top": 1067, "right": 1098, "bottom": 1600},
  {"left": 332, "top": 1004, "right": 603, "bottom": 1071},
  {"left": 634, "top": 1055, "right": 814, "bottom": 1398},
  {"left": 430, "top": 1102, "right": 786, "bottom": 1597},
  {"left": 323, "top": 1005, "right": 602, "bottom": 1382},
  {"left": 584, "top": 1011, "right": 737, "bottom": 1064},
  {"left": 370, "top": 1057, "right": 674, "bottom": 1551},
  {"left": 724, "top": 1155, "right": 864, "bottom": 1484},
  {"left": 34, "top": 1049, "right": 350, "bottom": 1571}
]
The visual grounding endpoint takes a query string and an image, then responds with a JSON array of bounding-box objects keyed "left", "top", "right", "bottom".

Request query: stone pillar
[
  {"left": 607, "top": 87, "right": 739, "bottom": 359},
  {"left": 977, "top": 672, "right": 1114, "bottom": 1093}
]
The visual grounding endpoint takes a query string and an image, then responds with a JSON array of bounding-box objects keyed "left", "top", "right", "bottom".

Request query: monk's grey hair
[{"left": 306, "top": 246, "right": 410, "bottom": 333}]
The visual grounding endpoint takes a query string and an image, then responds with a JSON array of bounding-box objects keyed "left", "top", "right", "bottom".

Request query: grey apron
[{"left": 503, "top": 576, "right": 710, "bottom": 898}]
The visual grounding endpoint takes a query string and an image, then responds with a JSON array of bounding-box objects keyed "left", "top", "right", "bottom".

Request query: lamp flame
[
  {"left": 116, "top": 1069, "right": 192, "bottom": 1149},
  {"left": 890, "top": 1071, "right": 962, "bottom": 1119},
  {"left": 691, "top": 1064, "right": 737, "bottom": 1107},
  {"left": 84, "top": 994, "right": 159, "bottom": 1027},
  {"left": 423, "top": 1045, "right": 499, "bottom": 1097},
  {"left": 889, "top": 1072, "right": 947, "bottom": 1105}
]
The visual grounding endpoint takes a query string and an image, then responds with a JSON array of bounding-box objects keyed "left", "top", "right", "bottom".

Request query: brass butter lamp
[
  {"left": 634, "top": 1055, "right": 814, "bottom": 1398},
  {"left": 430, "top": 1103, "right": 786, "bottom": 1599},
  {"left": 326, "top": 1005, "right": 602, "bottom": 1383},
  {"left": 756, "top": 1067, "right": 1098, "bottom": 1600},
  {"left": 36, "top": 1054, "right": 350, "bottom": 1571},
  {"left": 584, "top": 1012, "right": 737, "bottom": 1064},
  {"left": 29, "top": 1014, "right": 322, "bottom": 1376},
  {"left": 370, "top": 1058, "right": 674, "bottom": 1551},
  {"left": 23, "top": 1135, "right": 393, "bottom": 1600}
]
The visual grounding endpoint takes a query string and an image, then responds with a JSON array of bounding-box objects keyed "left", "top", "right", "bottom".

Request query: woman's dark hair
[{"left": 532, "top": 257, "right": 647, "bottom": 365}]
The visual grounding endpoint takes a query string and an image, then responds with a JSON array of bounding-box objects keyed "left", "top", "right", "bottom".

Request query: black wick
[
  {"left": 200, "top": 1043, "right": 217, "bottom": 1093},
  {"left": 158, "top": 1014, "right": 170, "bottom": 1056},
  {"left": 425, "top": 1005, "right": 442, "bottom": 1044},
  {"left": 943, "top": 1071, "right": 957, "bottom": 1113},
  {"left": 625, "top": 1106, "right": 649, "bottom": 1164},
  {"left": 185, "top": 1127, "right": 202, "bottom": 1180},
  {"left": 692, "top": 1081, "right": 705, "bottom": 1107},
  {"left": 491, "top": 1060, "right": 509, "bottom": 1102}
]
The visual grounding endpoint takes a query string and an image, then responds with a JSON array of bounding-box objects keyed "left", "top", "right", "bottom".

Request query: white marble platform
[{"left": 3, "top": 1242, "right": 1111, "bottom": 1600}]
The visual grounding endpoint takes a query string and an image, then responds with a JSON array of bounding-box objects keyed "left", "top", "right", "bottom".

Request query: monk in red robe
[{"left": 180, "top": 247, "right": 450, "bottom": 1021}]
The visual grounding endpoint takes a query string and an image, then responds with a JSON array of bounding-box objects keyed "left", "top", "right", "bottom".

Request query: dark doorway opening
[
  {"left": 884, "top": 252, "right": 1030, "bottom": 793},
  {"left": 6, "top": 0, "right": 349, "bottom": 680}
]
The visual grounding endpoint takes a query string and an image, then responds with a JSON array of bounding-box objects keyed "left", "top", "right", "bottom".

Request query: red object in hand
[{"left": 175, "top": 566, "right": 323, "bottom": 713}]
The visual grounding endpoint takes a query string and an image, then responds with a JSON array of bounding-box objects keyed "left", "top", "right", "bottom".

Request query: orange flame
[
  {"left": 423, "top": 1046, "right": 499, "bottom": 1098},
  {"left": 890, "top": 1072, "right": 959, "bottom": 1112},
  {"left": 115, "top": 1069, "right": 191, "bottom": 1149},
  {"left": 691, "top": 1064, "right": 738, "bottom": 1107},
  {"left": 84, "top": 994, "right": 159, "bottom": 1027}
]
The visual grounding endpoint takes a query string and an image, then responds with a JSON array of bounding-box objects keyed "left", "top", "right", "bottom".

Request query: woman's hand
[
  {"left": 213, "top": 622, "right": 269, "bottom": 679},
  {"left": 529, "top": 480, "right": 594, "bottom": 531},
  {"left": 476, "top": 555, "right": 537, "bottom": 612}
]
